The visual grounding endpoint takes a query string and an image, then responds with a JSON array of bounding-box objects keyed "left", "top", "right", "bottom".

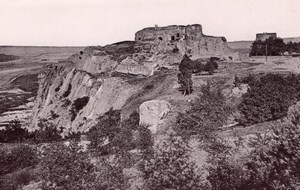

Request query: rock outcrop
[
  {"left": 139, "top": 100, "right": 171, "bottom": 134},
  {"left": 69, "top": 24, "right": 239, "bottom": 77},
  {"left": 30, "top": 24, "right": 238, "bottom": 133},
  {"left": 31, "top": 66, "right": 141, "bottom": 133}
]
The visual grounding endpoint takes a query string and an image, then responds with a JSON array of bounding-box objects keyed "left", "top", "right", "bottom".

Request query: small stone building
[{"left": 256, "top": 33, "right": 277, "bottom": 41}]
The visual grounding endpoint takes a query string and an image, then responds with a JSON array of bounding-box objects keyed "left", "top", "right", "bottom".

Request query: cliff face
[
  {"left": 31, "top": 64, "right": 143, "bottom": 134},
  {"left": 31, "top": 60, "right": 179, "bottom": 135},
  {"left": 31, "top": 24, "right": 238, "bottom": 134}
]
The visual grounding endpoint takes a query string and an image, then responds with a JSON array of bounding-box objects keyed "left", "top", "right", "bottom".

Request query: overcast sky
[{"left": 0, "top": 0, "right": 299, "bottom": 46}]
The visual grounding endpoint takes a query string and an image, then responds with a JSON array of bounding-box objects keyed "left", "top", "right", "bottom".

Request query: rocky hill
[{"left": 30, "top": 24, "right": 240, "bottom": 135}]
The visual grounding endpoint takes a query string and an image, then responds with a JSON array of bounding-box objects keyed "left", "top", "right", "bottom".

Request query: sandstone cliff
[{"left": 30, "top": 24, "right": 238, "bottom": 134}]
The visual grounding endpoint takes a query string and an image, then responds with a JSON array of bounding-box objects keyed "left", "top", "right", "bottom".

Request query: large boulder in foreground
[{"left": 139, "top": 100, "right": 171, "bottom": 134}]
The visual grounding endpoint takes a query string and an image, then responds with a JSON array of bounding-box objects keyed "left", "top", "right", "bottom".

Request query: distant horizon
[
  {"left": 1, "top": 35, "right": 300, "bottom": 47},
  {"left": 1, "top": 0, "right": 299, "bottom": 46}
]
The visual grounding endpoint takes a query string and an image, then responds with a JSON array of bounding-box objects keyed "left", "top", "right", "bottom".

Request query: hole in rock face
[
  {"left": 171, "top": 36, "right": 175, "bottom": 41},
  {"left": 138, "top": 37, "right": 141, "bottom": 41},
  {"left": 158, "top": 37, "right": 163, "bottom": 41},
  {"left": 177, "top": 33, "right": 180, "bottom": 38}
]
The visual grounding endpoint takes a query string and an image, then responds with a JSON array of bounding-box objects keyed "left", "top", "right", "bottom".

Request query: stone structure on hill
[
  {"left": 30, "top": 24, "right": 242, "bottom": 134},
  {"left": 256, "top": 32, "right": 277, "bottom": 41},
  {"left": 135, "top": 24, "right": 204, "bottom": 42},
  {"left": 135, "top": 24, "right": 239, "bottom": 60}
]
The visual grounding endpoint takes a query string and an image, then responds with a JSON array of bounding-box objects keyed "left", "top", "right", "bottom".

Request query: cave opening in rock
[
  {"left": 158, "top": 37, "right": 163, "bottom": 41},
  {"left": 171, "top": 36, "right": 175, "bottom": 41}
]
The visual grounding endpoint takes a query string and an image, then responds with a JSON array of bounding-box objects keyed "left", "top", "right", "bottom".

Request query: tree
[
  {"left": 286, "top": 42, "right": 300, "bottom": 54},
  {"left": 143, "top": 130, "right": 203, "bottom": 190},
  {"left": 178, "top": 55, "right": 193, "bottom": 95},
  {"left": 250, "top": 37, "right": 286, "bottom": 56}
]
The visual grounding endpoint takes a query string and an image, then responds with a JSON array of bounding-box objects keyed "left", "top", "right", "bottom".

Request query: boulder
[
  {"left": 139, "top": 100, "right": 171, "bottom": 134},
  {"left": 231, "top": 84, "right": 249, "bottom": 98}
]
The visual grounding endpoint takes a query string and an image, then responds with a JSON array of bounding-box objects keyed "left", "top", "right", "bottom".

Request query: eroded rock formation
[{"left": 30, "top": 24, "right": 239, "bottom": 133}]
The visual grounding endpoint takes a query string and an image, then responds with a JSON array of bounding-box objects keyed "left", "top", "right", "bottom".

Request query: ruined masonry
[{"left": 135, "top": 24, "right": 240, "bottom": 60}]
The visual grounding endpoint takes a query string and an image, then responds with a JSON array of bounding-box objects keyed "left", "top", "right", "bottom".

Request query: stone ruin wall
[
  {"left": 135, "top": 24, "right": 240, "bottom": 61},
  {"left": 256, "top": 33, "right": 277, "bottom": 41},
  {"left": 135, "top": 24, "right": 203, "bottom": 42}
]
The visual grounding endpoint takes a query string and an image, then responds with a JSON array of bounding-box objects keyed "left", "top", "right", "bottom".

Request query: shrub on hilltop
[
  {"left": 175, "top": 85, "right": 232, "bottom": 139},
  {"left": 239, "top": 73, "right": 300, "bottom": 125}
]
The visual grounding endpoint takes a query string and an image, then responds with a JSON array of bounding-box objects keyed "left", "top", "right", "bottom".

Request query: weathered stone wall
[
  {"left": 135, "top": 24, "right": 239, "bottom": 60},
  {"left": 256, "top": 33, "right": 277, "bottom": 41},
  {"left": 135, "top": 24, "right": 203, "bottom": 42}
]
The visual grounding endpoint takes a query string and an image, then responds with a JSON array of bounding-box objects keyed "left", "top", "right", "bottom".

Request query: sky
[{"left": 0, "top": 0, "right": 299, "bottom": 46}]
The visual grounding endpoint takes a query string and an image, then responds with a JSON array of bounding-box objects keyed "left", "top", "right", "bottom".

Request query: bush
[
  {"left": 239, "top": 74, "right": 300, "bottom": 125},
  {"left": 0, "top": 169, "right": 35, "bottom": 190},
  {"left": 33, "top": 120, "right": 62, "bottom": 143},
  {"left": 204, "top": 57, "right": 219, "bottom": 75},
  {"left": 0, "top": 145, "right": 38, "bottom": 176},
  {"left": 135, "top": 124, "right": 153, "bottom": 154},
  {"left": 143, "top": 130, "right": 203, "bottom": 190},
  {"left": 175, "top": 85, "right": 231, "bottom": 139},
  {"left": 87, "top": 109, "right": 149, "bottom": 156},
  {"left": 86, "top": 109, "right": 121, "bottom": 153},
  {"left": 39, "top": 143, "right": 98, "bottom": 190},
  {"left": 286, "top": 41, "right": 300, "bottom": 54},
  {"left": 189, "top": 57, "right": 218, "bottom": 74},
  {"left": 0, "top": 120, "right": 32, "bottom": 143},
  {"left": 206, "top": 103, "right": 300, "bottom": 189}
]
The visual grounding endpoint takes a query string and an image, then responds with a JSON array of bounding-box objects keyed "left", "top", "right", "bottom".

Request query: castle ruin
[{"left": 135, "top": 24, "right": 240, "bottom": 60}]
